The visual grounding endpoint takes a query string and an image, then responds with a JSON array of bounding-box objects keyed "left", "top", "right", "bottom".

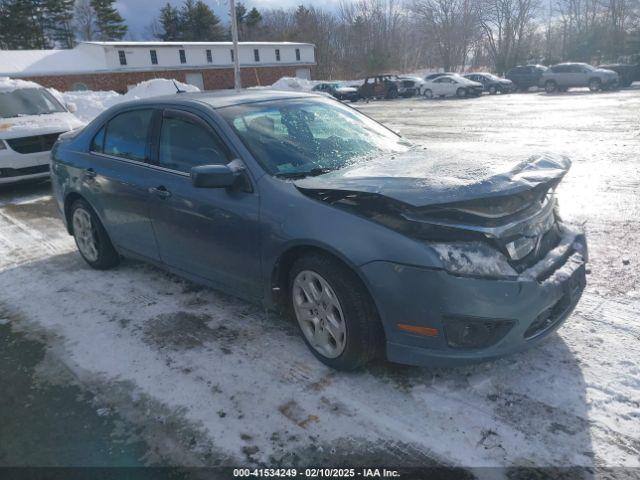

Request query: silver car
[{"left": 539, "top": 63, "right": 619, "bottom": 93}]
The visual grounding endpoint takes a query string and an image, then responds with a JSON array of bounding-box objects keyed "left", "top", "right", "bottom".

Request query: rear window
[{"left": 98, "top": 109, "right": 154, "bottom": 161}]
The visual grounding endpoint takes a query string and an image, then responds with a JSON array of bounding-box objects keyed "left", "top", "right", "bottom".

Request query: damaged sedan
[{"left": 50, "top": 90, "right": 587, "bottom": 370}]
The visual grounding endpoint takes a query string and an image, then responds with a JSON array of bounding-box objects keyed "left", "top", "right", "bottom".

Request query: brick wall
[{"left": 18, "top": 65, "right": 314, "bottom": 93}]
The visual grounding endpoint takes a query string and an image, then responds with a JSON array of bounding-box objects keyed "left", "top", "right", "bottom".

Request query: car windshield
[
  {"left": 0, "top": 88, "right": 66, "bottom": 118},
  {"left": 219, "top": 97, "right": 411, "bottom": 178}
]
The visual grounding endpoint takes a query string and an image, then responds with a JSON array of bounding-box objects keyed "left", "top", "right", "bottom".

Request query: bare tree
[{"left": 74, "top": 0, "right": 97, "bottom": 40}]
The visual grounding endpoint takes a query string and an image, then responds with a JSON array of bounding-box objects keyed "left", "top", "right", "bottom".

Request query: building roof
[
  {"left": 0, "top": 49, "right": 105, "bottom": 77},
  {"left": 82, "top": 41, "right": 314, "bottom": 47}
]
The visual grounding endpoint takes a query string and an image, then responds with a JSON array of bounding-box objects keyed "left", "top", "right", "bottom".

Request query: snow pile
[
  {"left": 57, "top": 90, "right": 121, "bottom": 123},
  {"left": 49, "top": 78, "right": 200, "bottom": 123},
  {"left": 270, "top": 76, "right": 321, "bottom": 91},
  {"left": 123, "top": 78, "right": 199, "bottom": 100},
  {"left": 0, "top": 76, "right": 42, "bottom": 93}
]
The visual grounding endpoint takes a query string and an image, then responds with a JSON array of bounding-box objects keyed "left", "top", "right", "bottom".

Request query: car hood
[
  {"left": 294, "top": 148, "right": 571, "bottom": 208},
  {"left": 0, "top": 112, "right": 84, "bottom": 139},
  {"left": 596, "top": 68, "right": 617, "bottom": 76}
]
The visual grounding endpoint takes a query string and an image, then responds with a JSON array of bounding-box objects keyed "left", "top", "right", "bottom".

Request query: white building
[{"left": 0, "top": 41, "right": 316, "bottom": 92}]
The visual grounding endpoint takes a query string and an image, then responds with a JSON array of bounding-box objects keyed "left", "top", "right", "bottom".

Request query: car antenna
[{"left": 173, "top": 80, "right": 186, "bottom": 94}]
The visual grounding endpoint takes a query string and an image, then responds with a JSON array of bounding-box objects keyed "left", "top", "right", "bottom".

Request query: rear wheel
[
  {"left": 289, "top": 253, "right": 384, "bottom": 370},
  {"left": 456, "top": 87, "right": 467, "bottom": 98},
  {"left": 70, "top": 199, "right": 120, "bottom": 270},
  {"left": 488, "top": 85, "right": 497, "bottom": 94},
  {"left": 588, "top": 78, "right": 601, "bottom": 92}
]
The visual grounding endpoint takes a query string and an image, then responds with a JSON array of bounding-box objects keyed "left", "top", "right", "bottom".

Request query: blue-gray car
[{"left": 51, "top": 90, "right": 588, "bottom": 370}]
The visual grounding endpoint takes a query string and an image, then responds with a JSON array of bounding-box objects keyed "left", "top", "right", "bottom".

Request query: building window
[
  {"left": 179, "top": 49, "right": 186, "bottom": 64},
  {"left": 295, "top": 48, "right": 301, "bottom": 61},
  {"left": 275, "top": 49, "right": 280, "bottom": 61},
  {"left": 150, "top": 50, "right": 158, "bottom": 65},
  {"left": 254, "top": 49, "right": 260, "bottom": 62},
  {"left": 206, "top": 49, "right": 212, "bottom": 63},
  {"left": 230, "top": 49, "right": 234, "bottom": 62},
  {"left": 118, "top": 50, "right": 127, "bottom": 65}
]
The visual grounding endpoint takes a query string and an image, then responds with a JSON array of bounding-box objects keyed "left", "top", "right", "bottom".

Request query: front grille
[
  {"left": 0, "top": 164, "right": 49, "bottom": 177},
  {"left": 6, "top": 132, "right": 62, "bottom": 154}
]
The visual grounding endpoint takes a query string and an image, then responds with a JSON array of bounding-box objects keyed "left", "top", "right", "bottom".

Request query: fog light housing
[{"left": 443, "top": 317, "right": 514, "bottom": 349}]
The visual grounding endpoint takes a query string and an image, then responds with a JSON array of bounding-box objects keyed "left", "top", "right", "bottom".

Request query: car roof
[{"left": 117, "top": 89, "right": 320, "bottom": 110}]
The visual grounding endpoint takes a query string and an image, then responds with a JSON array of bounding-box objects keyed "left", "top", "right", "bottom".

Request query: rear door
[
  {"left": 146, "top": 108, "right": 262, "bottom": 298},
  {"left": 85, "top": 108, "right": 161, "bottom": 260}
]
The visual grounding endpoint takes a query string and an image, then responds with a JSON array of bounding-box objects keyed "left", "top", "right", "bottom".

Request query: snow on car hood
[
  {"left": 294, "top": 147, "right": 571, "bottom": 208},
  {"left": 0, "top": 112, "right": 84, "bottom": 139}
]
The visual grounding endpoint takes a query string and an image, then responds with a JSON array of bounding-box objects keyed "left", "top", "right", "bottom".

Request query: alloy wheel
[
  {"left": 292, "top": 270, "right": 347, "bottom": 359},
  {"left": 72, "top": 207, "right": 99, "bottom": 262}
]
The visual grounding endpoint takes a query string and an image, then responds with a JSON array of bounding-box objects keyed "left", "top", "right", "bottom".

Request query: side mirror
[
  {"left": 66, "top": 102, "right": 78, "bottom": 113},
  {"left": 191, "top": 164, "right": 241, "bottom": 188}
]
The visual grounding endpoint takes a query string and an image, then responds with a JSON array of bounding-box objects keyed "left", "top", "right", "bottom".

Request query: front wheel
[
  {"left": 289, "top": 253, "right": 384, "bottom": 370},
  {"left": 422, "top": 88, "right": 433, "bottom": 99},
  {"left": 488, "top": 85, "right": 497, "bottom": 94},
  {"left": 70, "top": 199, "right": 120, "bottom": 270},
  {"left": 589, "top": 78, "right": 601, "bottom": 92},
  {"left": 545, "top": 81, "right": 557, "bottom": 93},
  {"left": 456, "top": 87, "right": 467, "bottom": 98}
]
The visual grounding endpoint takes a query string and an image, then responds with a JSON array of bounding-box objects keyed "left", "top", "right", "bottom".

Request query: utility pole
[{"left": 229, "top": 0, "right": 241, "bottom": 91}]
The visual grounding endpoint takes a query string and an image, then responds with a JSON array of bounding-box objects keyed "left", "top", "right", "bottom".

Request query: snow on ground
[{"left": 1, "top": 88, "right": 639, "bottom": 470}]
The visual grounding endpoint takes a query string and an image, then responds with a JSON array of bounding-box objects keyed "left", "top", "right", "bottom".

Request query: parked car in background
[
  {"left": 598, "top": 55, "right": 640, "bottom": 87},
  {"left": 464, "top": 73, "right": 514, "bottom": 94},
  {"left": 539, "top": 63, "right": 619, "bottom": 93},
  {"left": 0, "top": 77, "right": 83, "bottom": 185},
  {"left": 312, "top": 82, "right": 360, "bottom": 102},
  {"left": 506, "top": 65, "right": 548, "bottom": 91},
  {"left": 358, "top": 75, "right": 399, "bottom": 100},
  {"left": 420, "top": 74, "right": 483, "bottom": 98},
  {"left": 396, "top": 77, "right": 422, "bottom": 97},
  {"left": 424, "top": 72, "right": 456, "bottom": 81},
  {"left": 51, "top": 89, "right": 587, "bottom": 370}
]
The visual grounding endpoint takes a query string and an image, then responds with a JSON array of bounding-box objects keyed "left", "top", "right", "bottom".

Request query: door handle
[
  {"left": 84, "top": 168, "right": 97, "bottom": 179},
  {"left": 149, "top": 186, "right": 172, "bottom": 199}
]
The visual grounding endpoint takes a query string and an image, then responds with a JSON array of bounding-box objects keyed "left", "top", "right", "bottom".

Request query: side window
[
  {"left": 159, "top": 115, "right": 231, "bottom": 173},
  {"left": 103, "top": 109, "right": 153, "bottom": 161},
  {"left": 91, "top": 126, "right": 105, "bottom": 153}
]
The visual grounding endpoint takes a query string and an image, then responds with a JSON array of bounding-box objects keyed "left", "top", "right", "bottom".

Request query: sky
[{"left": 115, "top": 0, "right": 345, "bottom": 39}]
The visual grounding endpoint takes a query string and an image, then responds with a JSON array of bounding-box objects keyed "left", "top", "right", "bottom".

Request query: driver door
[{"left": 146, "top": 108, "right": 262, "bottom": 299}]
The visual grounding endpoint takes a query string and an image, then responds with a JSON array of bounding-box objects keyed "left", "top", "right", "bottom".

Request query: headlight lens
[{"left": 431, "top": 242, "right": 517, "bottom": 279}]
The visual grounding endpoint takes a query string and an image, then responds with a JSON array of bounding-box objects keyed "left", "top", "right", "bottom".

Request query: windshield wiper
[{"left": 275, "top": 167, "right": 333, "bottom": 179}]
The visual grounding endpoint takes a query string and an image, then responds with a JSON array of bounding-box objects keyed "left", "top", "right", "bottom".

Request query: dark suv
[
  {"left": 358, "top": 75, "right": 399, "bottom": 100},
  {"left": 506, "top": 65, "right": 548, "bottom": 91}
]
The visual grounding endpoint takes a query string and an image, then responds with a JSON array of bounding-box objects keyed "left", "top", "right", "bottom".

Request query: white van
[{"left": 0, "top": 77, "right": 84, "bottom": 185}]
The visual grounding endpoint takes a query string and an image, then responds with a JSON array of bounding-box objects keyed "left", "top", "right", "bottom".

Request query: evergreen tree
[
  {"left": 180, "top": 0, "right": 224, "bottom": 41},
  {"left": 90, "top": 0, "right": 127, "bottom": 40},
  {"left": 159, "top": 2, "right": 181, "bottom": 41},
  {"left": 0, "top": 0, "right": 47, "bottom": 49},
  {"left": 244, "top": 7, "right": 261, "bottom": 39},
  {"left": 42, "top": 0, "right": 75, "bottom": 47}
]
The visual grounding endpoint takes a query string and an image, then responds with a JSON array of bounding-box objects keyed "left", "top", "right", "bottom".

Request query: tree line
[
  {"left": 1, "top": 0, "right": 639, "bottom": 77},
  {"left": 0, "top": 0, "right": 126, "bottom": 48}
]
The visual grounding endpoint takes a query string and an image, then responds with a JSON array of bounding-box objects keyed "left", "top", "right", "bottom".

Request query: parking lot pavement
[{"left": 1, "top": 89, "right": 639, "bottom": 469}]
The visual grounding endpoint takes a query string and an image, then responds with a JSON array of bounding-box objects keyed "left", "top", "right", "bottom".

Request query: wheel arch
[{"left": 63, "top": 191, "right": 86, "bottom": 234}]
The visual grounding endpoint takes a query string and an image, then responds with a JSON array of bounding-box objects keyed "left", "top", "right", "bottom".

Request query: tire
[
  {"left": 422, "top": 88, "right": 433, "bottom": 99},
  {"left": 70, "top": 199, "right": 120, "bottom": 270},
  {"left": 588, "top": 78, "right": 601, "bottom": 92},
  {"left": 488, "top": 85, "right": 497, "bottom": 95},
  {"left": 545, "top": 80, "right": 557, "bottom": 93},
  {"left": 456, "top": 87, "right": 467, "bottom": 98},
  {"left": 289, "top": 253, "right": 384, "bottom": 370}
]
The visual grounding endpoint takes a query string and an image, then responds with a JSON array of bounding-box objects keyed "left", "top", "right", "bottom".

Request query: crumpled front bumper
[{"left": 360, "top": 229, "right": 588, "bottom": 367}]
